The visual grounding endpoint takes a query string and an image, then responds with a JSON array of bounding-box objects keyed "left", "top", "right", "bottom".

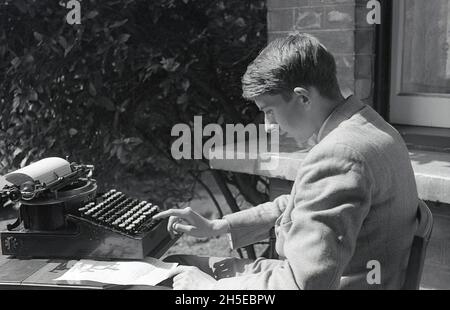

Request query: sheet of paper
[{"left": 55, "top": 257, "right": 178, "bottom": 286}]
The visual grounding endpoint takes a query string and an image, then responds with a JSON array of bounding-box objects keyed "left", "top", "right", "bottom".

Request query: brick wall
[{"left": 266, "top": 0, "right": 376, "bottom": 106}]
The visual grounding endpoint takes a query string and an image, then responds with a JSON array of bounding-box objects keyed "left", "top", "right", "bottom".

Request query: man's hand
[
  {"left": 168, "top": 266, "right": 217, "bottom": 290},
  {"left": 153, "top": 207, "right": 229, "bottom": 239}
]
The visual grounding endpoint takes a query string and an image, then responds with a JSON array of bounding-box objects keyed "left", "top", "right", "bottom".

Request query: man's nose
[{"left": 264, "top": 114, "right": 278, "bottom": 133}]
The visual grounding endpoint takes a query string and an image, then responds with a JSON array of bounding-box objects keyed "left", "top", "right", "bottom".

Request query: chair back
[{"left": 402, "top": 200, "right": 434, "bottom": 290}]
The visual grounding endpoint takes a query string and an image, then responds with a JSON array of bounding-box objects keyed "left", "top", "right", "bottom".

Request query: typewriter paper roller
[{"left": 5, "top": 157, "right": 72, "bottom": 186}]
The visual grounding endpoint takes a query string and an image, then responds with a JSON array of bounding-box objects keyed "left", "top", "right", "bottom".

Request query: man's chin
[
  {"left": 292, "top": 134, "right": 318, "bottom": 149},
  {"left": 283, "top": 132, "right": 306, "bottom": 144}
]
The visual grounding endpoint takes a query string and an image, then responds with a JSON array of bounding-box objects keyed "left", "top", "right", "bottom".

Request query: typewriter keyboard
[{"left": 78, "top": 189, "right": 161, "bottom": 235}]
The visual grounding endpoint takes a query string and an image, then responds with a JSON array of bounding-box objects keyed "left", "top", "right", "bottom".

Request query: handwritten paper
[{"left": 55, "top": 257, "right": 178, "bottom": 287}]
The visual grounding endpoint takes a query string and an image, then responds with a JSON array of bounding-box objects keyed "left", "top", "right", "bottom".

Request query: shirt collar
[{"left": 316, "top": 95, "right": 366, "bottom": 142}]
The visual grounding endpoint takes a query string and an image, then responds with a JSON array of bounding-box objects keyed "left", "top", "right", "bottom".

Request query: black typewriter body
[{"left": 0, "top": 158, "right": 175, "bottom": 260}]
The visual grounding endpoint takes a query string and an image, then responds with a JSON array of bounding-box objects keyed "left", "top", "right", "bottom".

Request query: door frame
[{"left": 373, "top": 0, "right": 393, "bottom": 121}]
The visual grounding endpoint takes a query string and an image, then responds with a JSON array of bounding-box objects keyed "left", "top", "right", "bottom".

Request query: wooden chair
[{"left": 402, "top": 200, "right": 434, "bottom": 290}]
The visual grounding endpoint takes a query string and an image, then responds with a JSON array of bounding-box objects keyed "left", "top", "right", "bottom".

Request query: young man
[{"left": 155, "top": 33, "right": 419, "bottom": 290}]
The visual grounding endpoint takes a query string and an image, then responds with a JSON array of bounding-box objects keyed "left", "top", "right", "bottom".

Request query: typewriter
[{"left": 0, "top": 157, "right": 175, "bottom": 260}]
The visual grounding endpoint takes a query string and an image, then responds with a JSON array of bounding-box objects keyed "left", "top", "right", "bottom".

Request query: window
[{"left": 390, "top": 0, "right": 450, "bottom": 128}]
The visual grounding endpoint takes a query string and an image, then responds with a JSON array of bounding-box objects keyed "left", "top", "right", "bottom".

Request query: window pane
[{"left": 402, "top": 0, "right": 450, "bottom": 94}]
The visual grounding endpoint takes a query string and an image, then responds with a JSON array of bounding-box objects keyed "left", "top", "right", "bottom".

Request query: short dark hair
[{"left": 242, "top": 33, "right": 340, "bottom": 100}]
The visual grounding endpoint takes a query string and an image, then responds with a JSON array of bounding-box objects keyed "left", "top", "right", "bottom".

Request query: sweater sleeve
[{"left": 223, "top": 194, "right": 290, "bottom": 250}]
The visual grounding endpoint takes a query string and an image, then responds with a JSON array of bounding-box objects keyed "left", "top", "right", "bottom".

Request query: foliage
[{"left": 0, "top": 0, "right": 268, "bottom": 208}]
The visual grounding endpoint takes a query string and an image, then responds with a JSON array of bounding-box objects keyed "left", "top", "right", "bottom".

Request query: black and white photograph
[{"left": 0, "top": 0, "right": 449, "bottom": 295}]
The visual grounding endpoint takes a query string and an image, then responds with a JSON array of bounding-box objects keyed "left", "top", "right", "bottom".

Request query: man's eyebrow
[{"left": 257, "top": 103, "right": 270, "bottom": 111}]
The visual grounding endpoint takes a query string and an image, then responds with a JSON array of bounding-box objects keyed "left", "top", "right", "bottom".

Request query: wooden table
[{"left": 0, "top": 255, "right": 170, "bottom": 290}]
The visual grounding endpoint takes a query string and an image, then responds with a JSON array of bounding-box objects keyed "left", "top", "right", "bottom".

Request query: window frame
[{"left": 389, "top": 0, "right": 450, "bottom": 128}]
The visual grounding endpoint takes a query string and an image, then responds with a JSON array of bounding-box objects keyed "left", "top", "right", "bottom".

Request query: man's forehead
[{"left": 254, "top": 94, "right": 280, "bottom": 109}]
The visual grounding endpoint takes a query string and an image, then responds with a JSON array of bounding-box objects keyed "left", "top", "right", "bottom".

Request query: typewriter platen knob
[
  {"left": 20, "top": 181, "right": 37, "bottom": 201},
  {"left": 3, "top": 236, "right": 21, "bottom": 252},
  {"left": 8, "top": 188, "right": 22, "bottom": 202}
]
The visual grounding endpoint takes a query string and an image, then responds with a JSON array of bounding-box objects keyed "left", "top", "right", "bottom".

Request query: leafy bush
[{"left": 0, "top": 0, "right": 268, "bottom": 208}]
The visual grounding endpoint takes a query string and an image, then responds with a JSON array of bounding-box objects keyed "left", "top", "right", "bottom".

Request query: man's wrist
[{"left": 211, "top": 219, "right": 230, "bottom": 236}]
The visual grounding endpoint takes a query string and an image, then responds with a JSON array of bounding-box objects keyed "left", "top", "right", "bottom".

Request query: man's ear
[{"left": 293, "top": 87, "right": 311, "bottom": 109}]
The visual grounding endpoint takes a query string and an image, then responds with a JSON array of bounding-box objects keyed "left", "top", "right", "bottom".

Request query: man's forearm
[{"left": 220, "top": 194, "right": 290, "bottom": 249}]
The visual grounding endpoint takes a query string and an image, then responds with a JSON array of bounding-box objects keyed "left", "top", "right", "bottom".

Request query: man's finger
[
  {"left": 166, "top": 266, "right": 192, "bottom": 279},
  {"left": 153, "top": 208, "right": 191, "bottom": 220},
  {"left": 166, "top": 216, "right": 176, "bottom": 238},
  {"left": 173, "top": 223, "right": 195, "bottom": 234},
  {"left": 173, "top": 273, "right": 185, "bottom": 282},
  {"left": 172, "top": 280, "right": 187, "bottom": 290}
]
